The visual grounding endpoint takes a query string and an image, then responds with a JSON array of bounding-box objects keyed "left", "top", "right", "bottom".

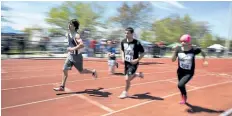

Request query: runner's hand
[
  {"left": 131, "top": 59, "right": 139, "bottom": 64},
  {"left": 67, "top": 47, "right": 75, "bottom": 52}
]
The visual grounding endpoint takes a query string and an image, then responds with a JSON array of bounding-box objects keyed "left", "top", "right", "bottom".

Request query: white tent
[{"left": 207, "top": 44, "right": 226, "bottom": 50}]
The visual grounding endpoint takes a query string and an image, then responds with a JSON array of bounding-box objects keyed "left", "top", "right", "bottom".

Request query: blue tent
[{"left": 1, "top": 26, "right": 25, "bottom": 35}]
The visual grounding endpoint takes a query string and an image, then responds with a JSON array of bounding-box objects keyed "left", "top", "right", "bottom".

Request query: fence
[{"left": 1, "top": 35, "right": 231, "bottom": 59}]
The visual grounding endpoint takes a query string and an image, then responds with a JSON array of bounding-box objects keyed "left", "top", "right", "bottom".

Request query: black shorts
[{"left": 124, "top": 61, "right": 138, "bottom": 76}]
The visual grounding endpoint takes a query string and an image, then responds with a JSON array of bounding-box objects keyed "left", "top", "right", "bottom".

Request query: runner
[
  {"left": 106, "top": 39, "right": 119, "bottom": 75},
  {"left": 172, "top": 34, "right": 208, "bottom": 104},
  {"left": 118, "top": 27, "right": 145, "bottom": 99},
  {"left": 53, "top": 19, "right": 97, "bottom": 91}
]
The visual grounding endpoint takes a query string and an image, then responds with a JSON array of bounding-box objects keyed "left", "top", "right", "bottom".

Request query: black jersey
[
  {"left": 121, "top": 39, "right": 145, "bottom": 63},
  {"left": 174, "top": 46, "right": 201, "bottom": 74}
]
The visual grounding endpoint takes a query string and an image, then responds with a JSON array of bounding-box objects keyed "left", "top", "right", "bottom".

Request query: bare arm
[
  {"left": 121, "top": 50, "right": 124, "bottom": 62},
  {"left": 73, "top": 34, "right": 84, "bottom": 50},
  {"left": 138, "top": 52, "right": 145, "bottom": 62},
  {"left": 172, "top": 54, "right": 177, "bottom": 62},
  {"left": 110, "top": 53, "right": 115, "bottom": 57},
  {"left": 201, "top": 50, "right": 207, "bottom": 61},
  {"left": 172, "top": 48, "right": 178, "bottom": 62},
  {"left": 201, "top": 50, "right": 209, "bottom": 66}
]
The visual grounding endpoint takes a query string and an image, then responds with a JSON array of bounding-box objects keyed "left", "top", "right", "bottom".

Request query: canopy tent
[
  {"left": 207, "top": 44, "right": 226, "bottom": 50},
  {"left": 167, "top": 42, "right": 181, "bottom": 48}
]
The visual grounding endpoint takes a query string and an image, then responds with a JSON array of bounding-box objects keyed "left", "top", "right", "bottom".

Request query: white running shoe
[
  {"left": 118, "top": 91, "right": 128, "bottom": 99},
  {"left": 53, "top": 86, "right": 65, "bottom": 91}
]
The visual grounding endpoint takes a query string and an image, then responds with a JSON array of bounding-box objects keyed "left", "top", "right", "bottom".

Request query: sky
[{"left": 1, "top": 1, "right": 232, "bottom": 39}]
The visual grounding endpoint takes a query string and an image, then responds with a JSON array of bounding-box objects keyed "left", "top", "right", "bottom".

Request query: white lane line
[
  {"left": 101, "top": 81, "right": 232, "bottom": 116},
  {"left": 64, "top": 87, "right": 114, "bottom": 113},
  {"left": 220, "top": 108, "right": 232, "bottom": 116},
  {"left": 1, "top": 68, "right": 174, "bottom": 80},
  {"left": 1, "top": 73, "right": 221, "bottom": 111},
  {"left": 1, "top": 71, "right": 176, "bottom": 91},
  {"left": 1, "top": 94, "right": 76, "bottom": 110},
  {"left": 102, "top": 78, "right": 177, "bottom": 91}
]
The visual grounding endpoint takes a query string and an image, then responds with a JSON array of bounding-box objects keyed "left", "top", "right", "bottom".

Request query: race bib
[
  {"left": 180, "top": 61, "right": 191, "bottom": 70},
  {"left": 178, "top": 53, "right": 193, "bottom": 70},
  {"left": 125, "top": 50, "right": 134, "bottom": 62},
  {"left": 125, "top": 55, "right": 132, "bottom": 62},
  {"left": 124, "top": 43, "right": 134, "bottom": 62}
]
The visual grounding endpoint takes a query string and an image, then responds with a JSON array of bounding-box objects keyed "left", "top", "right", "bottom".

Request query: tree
[
  {"left": 152, "top": 16, "right": 183, "bottom": 43},
  {"left": 107, "top": 29, "right": 125, "bottom": 40},
  {"left": 109, "top": 2, "right": 153, "bottom": 28},
  {"left": 214, "top": 36, "right": 226, "bottom": 45},
  {"left": 199, "top": 33, "right": 214, "bottom": 48},
  {"left": 140, "top": 31, "right": 154, "bottom": 42},
  {"left": 182, "top": 15, "right": 192, "bottom": 34},
  {"left": 152, "top": 14, "right": 212, "bottom": 45},
  {"left": 45, "top": 2, "right": 104, "bottom": 34}
]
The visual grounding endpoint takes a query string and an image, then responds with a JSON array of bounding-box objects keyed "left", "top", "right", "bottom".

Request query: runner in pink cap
[
  {"left": 180, "top": 34, "right": 191, "bottom": 43},
  {"left": 172, "top": 34, "right": 208, "bottom": 104}
]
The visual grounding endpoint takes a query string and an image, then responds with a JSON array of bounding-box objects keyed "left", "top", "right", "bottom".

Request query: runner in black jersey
[
  {"left": 172, "top": 34, "right": 208, "bottom": 104},
  {"left": 118, "top": 27, "right": 145, "bottom": 99}
]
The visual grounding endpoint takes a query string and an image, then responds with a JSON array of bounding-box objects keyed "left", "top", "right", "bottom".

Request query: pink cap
[{"left": 180, "top": 34, "right": 191, "bottom": 43}]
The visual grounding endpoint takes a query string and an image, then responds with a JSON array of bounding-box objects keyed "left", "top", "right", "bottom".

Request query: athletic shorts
[
  {"left": 108, "top": 59, "right": 116, "bottom": 66},
  {"left": 63, "top": 54, "right": 83, "bottom": 72},
  {"left": 124, "top": 61, "right": 138, "bottom": 76}
]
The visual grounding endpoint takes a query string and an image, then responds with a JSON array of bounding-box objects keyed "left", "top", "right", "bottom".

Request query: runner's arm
[
  {"left": 73, "top": 34, "right": 84, "bottom": 50},
  {"left": 200, "top": 49, "right": 208, "bottom": 66},
  {"left": 120, "top": 41, "right": 125, "bottom": 62},
  {"left": 172, "top": 47, "right": 178, "bottom": 62},
  {"left": 138, "top": 52, "right": 145, "bottom": 62},
  {"left": 121, "top": 50, "right": 124, "bottom": 61},
  {"left": 200, "top": 50, "right": 207, "bottom": 61}
]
